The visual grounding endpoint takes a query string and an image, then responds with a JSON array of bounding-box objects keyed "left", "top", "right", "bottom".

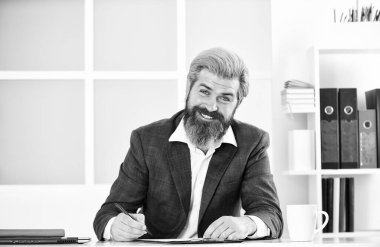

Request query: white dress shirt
[{"left": 103, "top": 118, "right": 270, "bottom": 240}]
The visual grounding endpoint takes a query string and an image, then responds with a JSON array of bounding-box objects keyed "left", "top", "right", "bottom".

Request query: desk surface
[
  {"left": 3, "top": 236, "right": 380, "bottom": 247},
  {"left": 91, "top": 236, "right": 380, "bottom": 247},
  {"left": 6, "top": 235, "right": 376, "bottom": 247}
]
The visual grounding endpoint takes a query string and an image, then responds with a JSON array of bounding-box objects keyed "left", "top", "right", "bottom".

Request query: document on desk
[{"left": 137, "top": 238, "right": 242, "bottom": 244}]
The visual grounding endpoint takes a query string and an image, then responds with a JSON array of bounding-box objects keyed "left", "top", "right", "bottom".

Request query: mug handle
[{"left": 314, "top": 210, "right": 329, "bottom": 234}]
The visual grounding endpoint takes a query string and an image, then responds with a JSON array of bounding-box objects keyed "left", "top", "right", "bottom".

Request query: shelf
[
  {"left": 285, "top": 169, "right": 380, "bottom": 176},
  {"left": 283, "top": 109, "right": 316, "bottom": 114},
  {"left": 322, "top": 230, "right": 380, "bottom": 238},
  {"left": 318, "top": 48, "right": 380, "bottom": 54},
  {"left": 284, "top": 170, "right": 318, "bottom": 176},
  {"left": 321, "top": 169, "right": 380, "bottom": 176}
]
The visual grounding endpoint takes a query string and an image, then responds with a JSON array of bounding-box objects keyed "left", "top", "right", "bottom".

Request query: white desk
[
  {"left": 93, "top": 236, "right": 380, "bottom": 247},
  {"left": 92, "top": 236, "right": 380, "bottom": 247},
  {"left": 4, "top": 236, "right": 380, "bottom": 247},
  {"left": 37, "top": 235, "right": 380, "bottom": 247}
]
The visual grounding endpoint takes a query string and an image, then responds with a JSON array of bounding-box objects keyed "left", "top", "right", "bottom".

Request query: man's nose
[{"left": 204, "top": 98, "right": 218, "bottom": 112}]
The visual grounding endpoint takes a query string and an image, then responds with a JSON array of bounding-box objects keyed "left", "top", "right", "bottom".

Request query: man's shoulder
[
  {"left": 232, "top": 119, "right": 267, "bottom": 136},
  {"left": 136, "top": 117, "right": 172, "bottom": 134},
  {"left": 232, "top": 119, "right": 269, "bottom": 146},
  {"left": 134, "top": 110, "right": 183, "bottom": 139}
]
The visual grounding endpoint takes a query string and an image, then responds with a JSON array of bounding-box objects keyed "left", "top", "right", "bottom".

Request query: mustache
[{"left": 193, "top": 106, "right": 225, "bottom": 122}]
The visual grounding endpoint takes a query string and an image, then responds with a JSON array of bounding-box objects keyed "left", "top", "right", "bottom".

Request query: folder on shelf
[
  {"left": 322, "top": 178, "right": 327, "bottom": 229},
  {"left": 365, "top": 89, "right": 380, "bottom": 168},
  {"left": 358, "top": 110, "right": 377, "bottom": 169},
  {"left": 320, "top": 88, "right": 340, "bottom": 169},
  {"left": 322, "top": 177, "right": 334, "bottom": 233},
  {"left": 339, "top": 178, "right": 347, "bottom": 232},
  {"left": 333, "top": 177, "right": 340, "bottom": 233},
  {"left": 346, "top": 177, "right": 355, "bottom": 232},
  {"left": 322, "top": 178, "right": 327, "bottom": 232},
  {"left": 339, "top": 88, "right": 359, "bottom": 169},
  {"left": 322, "top": 177, "right": 355, "bottom": 233}
]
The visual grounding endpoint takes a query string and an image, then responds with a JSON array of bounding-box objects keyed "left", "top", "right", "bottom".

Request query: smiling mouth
[{"left": 199, "top": 112, "right": 214, "bottom": 120}]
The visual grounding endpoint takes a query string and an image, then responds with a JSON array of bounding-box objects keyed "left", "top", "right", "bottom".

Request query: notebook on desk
[{"left": 0, "top": 229, "right": 90, "bottom": 244}]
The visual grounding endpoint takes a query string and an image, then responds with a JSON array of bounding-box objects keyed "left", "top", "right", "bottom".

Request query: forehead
[{"left": 195, "top": 70, "right": 240, "bottom": 94}]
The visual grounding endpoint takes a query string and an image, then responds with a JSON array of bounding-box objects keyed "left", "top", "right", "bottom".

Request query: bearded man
[{"left": 93, "top": 48, "right": 283, "bottom": 241}]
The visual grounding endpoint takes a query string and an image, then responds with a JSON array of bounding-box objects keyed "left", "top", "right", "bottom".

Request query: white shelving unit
[{"left": 286, "top": 45, "right": 380, "bottom": 237}]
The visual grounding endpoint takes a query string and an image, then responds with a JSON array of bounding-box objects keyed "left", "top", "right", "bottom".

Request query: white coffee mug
[{"left": 286, "top": 204, "right": 329, "bottom": 241}]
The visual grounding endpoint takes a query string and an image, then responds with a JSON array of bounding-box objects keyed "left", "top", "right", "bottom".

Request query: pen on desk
[{"left": 114, "top": 203, "right": 152, "bottom": 235}]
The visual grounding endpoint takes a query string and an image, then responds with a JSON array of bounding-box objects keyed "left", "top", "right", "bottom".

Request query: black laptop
[{"left": 0, "top": 229, "right": 90, "bottom": 244}]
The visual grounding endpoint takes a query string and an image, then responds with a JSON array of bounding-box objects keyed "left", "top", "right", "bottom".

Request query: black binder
[
  {"left": 339, "top": 178, "right": 346, "bottom": 232},
  {"left": 325, "top": 178, "right": 334, "bottom": 233},
  {"left": 358, "top": 110, "right": 377, "bottom": 169},
  {"left": 321, "top": 177, "right": 334, "bottom": 233},
  {"left": 365, "top": 89, "right": 380, "bottom": 168},
  {"left": 320, "top": 88, "right": 340, "bottom": 169},
  {"left": 346, "top": 177, "right": 355, "bottom": 232},
  {"left": 339, "top": 88, "right": 359, "bottom": 169}
]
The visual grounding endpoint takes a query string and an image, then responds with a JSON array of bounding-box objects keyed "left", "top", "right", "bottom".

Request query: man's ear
[
  {"left": 185, "top": 79, "right": 192, "bottom": 99},
  {"left": 236, "top": 99, "right": 242, "bottom": 107}
]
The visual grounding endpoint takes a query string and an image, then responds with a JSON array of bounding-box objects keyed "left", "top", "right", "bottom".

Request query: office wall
[
  {"left": 0, "top": 0, "right": 84, "bottom": 70},
  {"left": 0, "top": 0, "right": 275, "bottom": 239},
  {"left": 270, "top": 0, "right": 317, "bottom": 237}
]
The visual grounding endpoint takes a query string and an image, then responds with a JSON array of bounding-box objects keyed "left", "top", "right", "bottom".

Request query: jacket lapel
[
  {"left": 167, "top": 141, "right": 192, "bottom": 215},
  {"left": 198, "top": 143, "right": 237, "bottom": 224}
]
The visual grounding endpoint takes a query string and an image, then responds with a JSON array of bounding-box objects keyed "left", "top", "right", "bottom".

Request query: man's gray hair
[{"left": 186, "top": 47, "right": 249, "bottom": 105}]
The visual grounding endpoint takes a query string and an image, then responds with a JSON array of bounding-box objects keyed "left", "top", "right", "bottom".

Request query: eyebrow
[
  {"left": 199, "top": 83, "right": 236, "bottom": 97},
  {"left": 199, "top": 83, "right": 212, "bottom": 91}
]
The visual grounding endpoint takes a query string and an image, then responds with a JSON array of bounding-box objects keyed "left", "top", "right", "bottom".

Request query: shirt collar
[{"left": 169, "top": 118, "right": 237, "bottom": 148}]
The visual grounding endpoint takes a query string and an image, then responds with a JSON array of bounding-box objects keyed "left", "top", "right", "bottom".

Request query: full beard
[{"left": 183, "top": 105, "right": 233, "bottom": 150}]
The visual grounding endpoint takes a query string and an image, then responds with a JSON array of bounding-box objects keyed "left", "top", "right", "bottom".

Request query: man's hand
[
  {"left": 110, "top": 213, "right": 147, "bottom": 241},
  {"left": 203, "top": 216, "right": 257, "bottom": 240}
]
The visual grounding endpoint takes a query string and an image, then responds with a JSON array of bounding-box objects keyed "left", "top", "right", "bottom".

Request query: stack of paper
[
  {"left": 284, "top": 80, "right": 314, "bottom": 89},
  {"left": 281, "top": 88, "right": 315, "bottom": 113},
  {"left": 281, "top": 80, "right": 315, "bottom": 113}
]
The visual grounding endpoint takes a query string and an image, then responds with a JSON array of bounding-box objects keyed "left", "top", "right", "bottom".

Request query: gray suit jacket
[{"left": 93, "top": 110, "right": 283, "bottom": 240}]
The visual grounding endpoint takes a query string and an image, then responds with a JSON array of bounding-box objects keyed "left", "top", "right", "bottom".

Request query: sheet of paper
[
  {"left": 136, "top": 238, "right": 242, "bottom": 244},
  {"left": 137, "top": 238, "right": 203, "bottom": 242}
]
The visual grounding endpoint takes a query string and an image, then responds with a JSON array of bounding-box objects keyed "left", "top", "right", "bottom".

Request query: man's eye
[
  {"left": 219, "top": 96, "right": 232, "bottom": 103},
  {"left": 200, "top": 89, "right": 209, "bottom": 95}
]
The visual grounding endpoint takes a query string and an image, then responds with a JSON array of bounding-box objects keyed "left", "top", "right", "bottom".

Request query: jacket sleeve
[
  {"left": 93, "top": 130, "right": 149, "bottom": 241},
  {"left": 241, "top": 131, "right": 283, "bottom": 239}
]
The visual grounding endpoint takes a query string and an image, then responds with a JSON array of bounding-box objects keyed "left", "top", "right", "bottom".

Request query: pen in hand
[{"left": 114, "top": 203, "right": 152, "bottom": 235}]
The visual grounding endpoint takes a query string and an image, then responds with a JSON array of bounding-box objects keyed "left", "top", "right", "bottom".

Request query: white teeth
[{"left": 201, "top": 113, "right": 212, "bottom": 119}]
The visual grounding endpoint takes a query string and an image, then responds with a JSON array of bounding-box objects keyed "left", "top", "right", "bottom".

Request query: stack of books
[{"left": 281, "top": 80, "right": 315, "bottom": 113}]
